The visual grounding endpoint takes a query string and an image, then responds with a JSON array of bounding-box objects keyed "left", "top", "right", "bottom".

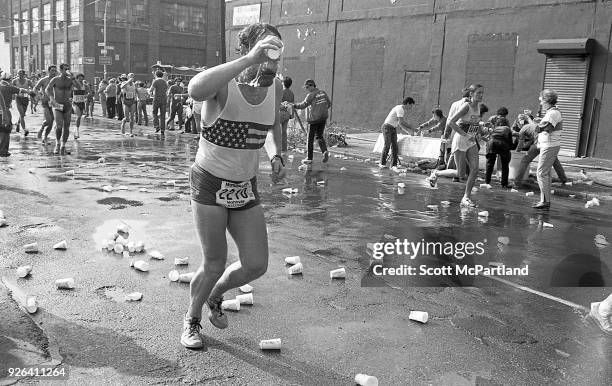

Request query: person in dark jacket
[
  {"left": 484, "top": 117, "right": 513, "bottom": 187},
  {"left": 292, "top": 79, "right": 332, "bottom": 164}
]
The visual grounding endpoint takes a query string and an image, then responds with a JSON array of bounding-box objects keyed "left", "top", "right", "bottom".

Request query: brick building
[
  {"left": 8, "top": 0, "right": 223, "bottom": 82},
  {"left": 225, "top": 0, "right": 612, "bottom": 160}
]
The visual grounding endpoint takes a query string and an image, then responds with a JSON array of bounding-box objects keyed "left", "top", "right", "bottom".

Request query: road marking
[{"left": 483, "top": 275, "right": 589, "bottom": 312}]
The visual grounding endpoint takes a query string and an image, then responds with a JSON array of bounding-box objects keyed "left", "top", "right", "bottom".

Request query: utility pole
[{"left": 103, "top": 0, "right": 108, "bottom": 79}]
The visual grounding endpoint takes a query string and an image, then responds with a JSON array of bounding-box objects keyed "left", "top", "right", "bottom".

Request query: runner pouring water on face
[
  {"left": 121, "top": 74, "right": 138, "bottom": 136},
  {"left": 180, "top": 22, "right": 284, "bottom": 349}
]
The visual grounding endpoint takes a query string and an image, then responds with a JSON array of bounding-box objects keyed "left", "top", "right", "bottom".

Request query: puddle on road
[
  {"left": 95, "top": 285, "right": 127, "bottom": 302},
  {"left": 97, "top": 197, "right": 144, "bottom": 209}
]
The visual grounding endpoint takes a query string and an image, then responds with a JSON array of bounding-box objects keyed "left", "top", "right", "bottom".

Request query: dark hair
[
  {"left": 461, "top": 87, "right": 471, "bottom": 98},
  {"left": 282, "top": 76, "right": 292, "bottom": 88},
  {"left": 403, "top": 97, "right": 415, "bottom": 105},
  {"left": 47, "top": 65, "right": 57, "bottom": 72},
  {"left": 155, "top": 70, "right": 163, "bottom": 78},
  {"left": 479, "top": 103, "right": 489, "bottom": 117},
  {"left": 468, "top": 84, "right": 483, "bottom": 95},
  {"left": 237, "top": 23, "right": 282, "bottom": 54},
  {"left": 496, "top": 106, "right": 508, "bottom": 117},
  {"left": 59, "top": 63, "right": 69, "bottom": 70},
  {"left": 432, "top": 108, "right": 444, "bottom": 119},
  {"left": 496, "top": 117, "right": 510, "bottom": 127},
  {"left": 75, "top": 73, "right": 84, "bottom": 79}
]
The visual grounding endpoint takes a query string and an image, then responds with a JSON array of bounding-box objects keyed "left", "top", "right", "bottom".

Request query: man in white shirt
[{"left": 378, "top": 97, "right": 416, "bottom": 169}]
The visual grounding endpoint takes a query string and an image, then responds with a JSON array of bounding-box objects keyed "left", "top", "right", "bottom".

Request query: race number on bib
[
  {"left": 73, "top": 95, "right": 86, "bottom": 103},
  {"left": 216, "top": 180, "right": 255, "bottom": 209},
  {"left": 125, "top": 91, "right": 135, "bottom": 99}
]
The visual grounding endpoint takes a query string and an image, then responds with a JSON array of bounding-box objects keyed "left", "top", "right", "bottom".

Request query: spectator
[
  {"left": 417, "top": 108, "right": 447, "bottom": 169},
  {"left": 378, "top": 97, "right": 416, "bottom": 170},
  {"left": 279, "top": 76, "right": 295, "bottom": 153},
  {"left": 149, "top": 70, "right": 169, "bottom": 134},
  {"left": 484, "top": 117, "right": 512, "bottom": 187},
  {"left": 292, "top": 79, "right": 332, "bottom": 165}
]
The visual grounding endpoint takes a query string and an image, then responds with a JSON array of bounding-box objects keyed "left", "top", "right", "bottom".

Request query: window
[
  {"left": 55, "top": 42, "right": 65, "bottom": 64},
  {"left": 43, "top": 4, "right": 51, "bottom": 30},
  {"left": 115, "top": 1, "right": 127, "bottom": 23},
  {"left": 32, "top": 7, "right": 40, "bottom": 33},
  {"left": 132, "top": 0, "right": 148, "bottom": 25},
  {"left": 191, "top": 9, "right": 204, "bottom": 32},
  {"left": 43, "top": 44, "right": 52, "bottom": 69},
  {"left": 69, "top": 41, "right": 81, "bottom": 73},
  {"left": 69, "top": 0, "right": 80, "bottom": 26},
  {"left": 13, "top": 14, "right": 19, "bottom": 36},
  {"left": 176, "top": 5, "right": 189, "bottom": 32},
  {"left": 55, "top": 0, "right": 65, "bottom": 28},
  {"left": 22, "top": 10, "right": 29, "bottom": 35},
  {"left": 160, "top": 3, "right": 176, "bottom": 31},
  {"left": 14, "top": 47, "right": 20, "bottom": 69},
  {"left": 22, "top": 46, "right": 29, "bottom": 70}
]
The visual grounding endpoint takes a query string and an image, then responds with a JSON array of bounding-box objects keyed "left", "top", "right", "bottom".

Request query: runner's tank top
[
  {"left": 195, "top": 78, "right": 276, "bottom": 181},
  {"left": 451, "top": 102, "right": 481, "bottom": 153}
]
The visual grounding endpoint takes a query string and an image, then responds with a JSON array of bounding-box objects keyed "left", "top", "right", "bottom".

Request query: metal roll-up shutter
[{"left": 543, "top": 55, "right": 589, "bottom": 156}]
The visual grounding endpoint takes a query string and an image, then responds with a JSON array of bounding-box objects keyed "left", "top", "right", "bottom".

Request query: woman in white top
[
  {"left": 533, "top": 89, "right": 562, "bottom": 209},
  {"left": 180, "top": 23, "right": 284, "bottom": 349}
]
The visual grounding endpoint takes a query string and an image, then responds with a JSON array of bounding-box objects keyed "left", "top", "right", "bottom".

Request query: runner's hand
[{"left": 246, "top": 36, "right": 283, "bottom": 65}]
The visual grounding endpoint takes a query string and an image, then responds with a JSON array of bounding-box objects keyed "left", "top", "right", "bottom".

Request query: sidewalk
[{"left": 327, "top": 132, "right": 612, "bottom": 201}]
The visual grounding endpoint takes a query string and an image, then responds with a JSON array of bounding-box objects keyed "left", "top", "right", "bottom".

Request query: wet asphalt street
[{"left": 1, "top": 107, "right": 611, "bottom": 385}]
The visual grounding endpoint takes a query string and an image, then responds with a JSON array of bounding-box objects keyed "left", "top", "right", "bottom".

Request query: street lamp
[{"left": 103, "top": 0, "right": 108, "bottom": 79}]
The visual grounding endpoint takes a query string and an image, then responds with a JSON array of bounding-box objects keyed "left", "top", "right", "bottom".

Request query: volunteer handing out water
[{"left": 180, "top": 23, "right": 284, "bottom": 349}]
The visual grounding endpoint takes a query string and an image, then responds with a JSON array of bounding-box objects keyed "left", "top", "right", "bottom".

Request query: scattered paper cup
[
  {"left": 287, "top": 262, "right": 303, "bottom": 275},
  {"left": 28, "top": 168, "right": 35, "bottom": 174},
  {"left": 478, "top": 211, "right": 489, "bottom": 217},
  {"left": 282, "top": 187, "right": 298, "bottom": 194},
  {"left": 174, "top": 257, "right": 189, "bottom": 265},
  {"left": 239, "top": 284, "right": 253, "bottom": 293},
  {"left": 55, "top": 278, "right": 75, "bottom": 289},
  {"left": 16, "top": 265, "right": 32, "bottom": 278},
  {"left": 525, "top": 191, "right": 534, "bottom": 196},
  {"left": 53, "top": 240, "right": 68, "bottom": 250},
  {"left": 25, "top": 296, "right": 38, "bottom": 314},
  {"left": 24, "top": 242, "right": 38, "bottom": 253},
  {"left": 178, "top": 272, "right": 195, "bottom": 283},
  {"left": 149, "top": 250, "right": 164, "bottom": 260},
  {"left": 497, "top": 236, "right": 510, "bottom": 245},
  {"left": 138, "top": 188, "right": 148, "bottom": 192},
  {"left": 122, "top": 250, "right": 130, "bottom": 258},
  {"left": 316, "top": 181, "right": 326, "bottom": 186},
  {"left": 102, "top": 185, "right": 113, "bottom": 192},
  {"left": 127, "top": 241, "right": 136, "bottom": 253},
  {"left": 133, "top": 260, "right": 149, "bottom": 272},
  {"left": 221, "top": 298, "right": 240, "bottom": 311},
  {"left": 284, "top": 256, "right": 300, "bottom": 265},
  {"left": 259, "top": 338, "right": 281, "bottom": 350},
  {"left": 408, "top": 310, "right": 429, "bottom": 323},
  {"left": 510, "top": 188, "right": 519, "bottom": 193},
  {"left": 98, "top": 157, "right": 106, "bottom": 163},
  {"left": 472, "top": 187, "right": 479, "bottom": 193},
  {"left": 355, "top": 373, "right": 379, "bottom": 386},
  {"left": 117, "top": 224, "right": 129, "bottom": 234},
  {"left": 340, "top": 167, "right": 347, "bottom": 171},
  {"left": 330, "top": 267, "right": 346, "bottom": 279},
  {"left": 397, "top": 187, "right": 405, "bottom": 195},
  {"left": 543, "top": 222, "right": 554, "bottom": 228},
  {"left": 125, "top": 292, "right": 143, "bottom": 301},
  {"left": 427, "top": 205, "right": 438, "bottom": 211},
  {"left": 168, "top": 270, "right": 180, "bottom": 282},
  {"left": 480, "top": 183, "right": 492, "bottom": 189},
  {"left": 114, "top": 243, "right": 124, "bottom": 254},
  {"left": 236, "top": 293, "right": 254, "bottom": 305},
  {"left": 135, "top": 241, "right": 145, "bottom": 252},
  {"left": 440, "top": 200, "right": 450, "bottom": 206},
  {"left": 397, "top": 182, "right": 406, "bottom": 188},
  {"left": 65, "top": 170, "right": 75, "bottom": 176},
  {"left": 0, "top": 218, "right": 6, "bottom": 227}
]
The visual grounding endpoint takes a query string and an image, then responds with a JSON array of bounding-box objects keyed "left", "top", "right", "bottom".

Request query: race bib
[
  {"left": 216, "top": 180, "right": 255, "bottom": 209},
  {"left": 52, "top": 102, "right": 64, "bottom": 111},
  {"left": 73, "top": 94, "right": 86, "bottom": 103},
  {"left": 125, "top": 91, "right": 135, "bottom": 99},
  {"left": 174, "top": 94, "right": 182, "bottom": 100}
]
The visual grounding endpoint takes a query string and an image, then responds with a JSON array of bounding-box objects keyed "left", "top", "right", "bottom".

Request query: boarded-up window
[
  {"left": 466, "top": 33, "right": 517, "bottom": 96},
  {"left": 350, "top": 37, "right": 385, "bottom": 87}
]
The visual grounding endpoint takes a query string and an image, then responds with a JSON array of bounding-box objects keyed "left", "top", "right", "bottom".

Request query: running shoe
[
  {"left": 427, "top": 170, "right": 438, "bottom": 188},
  {"left": 460, "top": 196, "right": 478, "bottom": 208},
  {"left": 378, "top": 163, "right": 388, "bottom": 169},
  {"left": 322, "top": 151, "right": 329, "bottom": 163},
  {"left": 206, "top": 297, "right": 228, "bottom": 329},
  {"left": 180, "top": 315, "right": 204, "bottom": 348},
  {"left": 532, "top": 201, "right": 550, "bottom": 210},
  {"left": 589, "top": 302, "right": 612, "bottom": 335},
  {"left": 53, "top": 144, "right": 61, "bottom": 154},
  {"left": 301, "top": 159, "right": 313, "bottom": 165}
]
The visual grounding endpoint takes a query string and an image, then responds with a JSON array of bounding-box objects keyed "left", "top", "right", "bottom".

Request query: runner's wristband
[{"left": 270, "top": 155, "right": 284, "bottom": 167}]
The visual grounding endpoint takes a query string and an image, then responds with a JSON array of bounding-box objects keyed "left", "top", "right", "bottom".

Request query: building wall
[{"left": 226, "top": 0, "right": 612, "bottom": 160}]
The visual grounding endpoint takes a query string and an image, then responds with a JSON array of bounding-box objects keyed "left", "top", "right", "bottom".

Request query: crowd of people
[
  {"left": 376, "top": 84, "right": 569, "bottom": 210},
  {"left": 0, "top": 64, "right": 204, "bottom": 156}
]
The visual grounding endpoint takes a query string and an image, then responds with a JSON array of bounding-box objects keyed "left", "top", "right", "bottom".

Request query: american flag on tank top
[{"left": 202, "top": 118, "right": 271, "bottom": 150}]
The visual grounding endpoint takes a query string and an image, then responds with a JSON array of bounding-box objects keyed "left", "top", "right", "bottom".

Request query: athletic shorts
[
  {"left": 124, "top": 99, "right": 136, "bottom": 107},
  {"left": 189, "top": 163, "right": 260, "bottom": 210},
  {"left": 53, "top": 101, "right": 73, "bottom": 114},
  {"left": 16, "top": 96, "right": 29, "bottom": 109}
]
